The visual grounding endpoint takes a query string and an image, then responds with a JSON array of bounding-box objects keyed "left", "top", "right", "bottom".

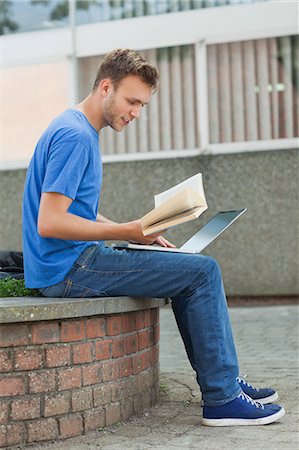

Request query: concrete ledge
[{"left": 0, "top": 296, "right": 168, "bottom": 323}]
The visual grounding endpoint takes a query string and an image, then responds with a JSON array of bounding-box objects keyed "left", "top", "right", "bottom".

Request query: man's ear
[{"left": 99, "top": 78, "right": 112, "bottom": 97}]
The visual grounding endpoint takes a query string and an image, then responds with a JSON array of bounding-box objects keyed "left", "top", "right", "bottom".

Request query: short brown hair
[{"left": 92, "top": 48, "right": 159, "bottom": 92}]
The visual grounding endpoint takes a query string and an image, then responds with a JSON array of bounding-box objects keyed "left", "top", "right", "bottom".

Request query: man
[{"left": 23, "top": 49, "right": 284, "bottom": 426}]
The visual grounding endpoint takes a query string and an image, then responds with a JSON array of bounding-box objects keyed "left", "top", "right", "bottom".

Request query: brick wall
[{"left": 0, "top": 308, "right": 160, "bottom": 447}]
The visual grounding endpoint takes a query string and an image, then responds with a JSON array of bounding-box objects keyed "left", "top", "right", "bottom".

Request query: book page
[
  {"left": 141, "top": 187, "right": 203, "bottom": 228},
  {"left": 154, "top": 173, "right": 207, "bottom": 208}
]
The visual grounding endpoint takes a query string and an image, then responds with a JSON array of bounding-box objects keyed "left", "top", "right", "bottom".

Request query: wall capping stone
[{"left": 0, "top": 296, "right": 168, "bottom": 324}]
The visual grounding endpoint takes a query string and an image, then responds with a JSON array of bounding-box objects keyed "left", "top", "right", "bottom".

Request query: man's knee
[{"left": 200, "top": 255, "right": 222, "bottom": 280}]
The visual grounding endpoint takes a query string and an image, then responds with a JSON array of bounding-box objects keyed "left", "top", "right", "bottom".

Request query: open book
[{"left": 141, "top": 173, "right": 208, "bottom": 236}]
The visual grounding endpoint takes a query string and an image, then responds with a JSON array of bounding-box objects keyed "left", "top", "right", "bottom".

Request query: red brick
[
  {"left": 31, "top": 322, "right": 59, "bottom": 344},
  {"left": 140, "top": 350, "right": 151, "bottom": 371},
  {"left": 0, "top": 376, "right": 25, "bottom": 397},
  {"left": 27, "top": 418, "right": 58, "bottom": 443},
  {"left": 0, "top": 324, "right": 29, "bottom": 347},
  {"left": 58, "top": 366, "right": 81, "bottom": 391},
  {"left": 151, "top": 307, "right": 159, "bottom": 325},
  {"left": 120, "top": 399, "right": 134, "bottom": 421},
  {"left": 151, "top": 345, "right": 159, "bottom": 365},
  {"left": 1, "top": 423, "right": 26, "bottom": 446},
  {"left": 82, "top": 363, "right": 102, "bottom": 386},
  {"left": 119, "top": 356, "right": 133, "bottom": 378},
  {"left": 121, "top": 312, "right": 136, "bottom": 333},
  {"left": 72, "top": 387, "right": 93, "bottom": 412},
  {"left": 93, "top": 384, "right": 112, "bottom": 407},
  {"left": 0, "top": 349, "right": 13, "bottom": 372},
  {"left": 11, "top": 397, "right": 40, "bottom": 420},
  {"left": 111, "top": 381, "right": 121, "bottom": 402},
  {"left": 44, "top": 392, "right": 70, "bottom": 417},
  {"left": 61, "top": 320, "right": 85, "bottom": 342},
  {"left": 95, "top": 339, "right": 111, "bottom": 360},
  {"left": 138, "top": 330, "right": 149, "bottom": 350},
  {"left": 144, "top": 310, "right": 151, "bottom": 327},
  {"left": 73, "top": 342, "right": 94, "bottom": 364},
  {"left": 132, "top": 351, "right": 150, "bottom": 374},
  {"left": 148, "top": 328, "right": 154, "bottom": 347},
  {"left": 132, "top": 354, "right": 142, "bottom": 375},
  {"left": 137, "top": 370, "right": 153, "bottom": 393},
  {"left": 125, "top": 334, "right": 138, "bottom": 354},
  {"left": 14, "top": 348, "right": 43, "bottom": 371},
  {"left": 107, "top": 316, "right": 122, "bottom": 336},
  {"left": 84, "top": 407, "right": 105, "bottom": 431},
  {"left": 102, "top": 360, "right": 119, "bottom": 382},
  {"left": 112, "top": 337, "right": 125, "bottom": 358},
  {"left": 59, "top": 414, "right": 83, "bottom": 439},
  {"left": 45, "top": 345, "right": 71, "bottom": 368},
  {"left": 0, "top": 425, "right": 5, "bottom": 447},
  {"left": 29, "top": 370, "right": 56, "bottom": 394},
  {"left": 86, "top": 318, "right": 106, "bottom": 338},
  {"left": 153, "top": 325, "right": 160, "bottom": 344},
  {"left": 0, "top": 400, "right": 9, "bottom": 424},
  {"left": 105, "top": 402, "right": 121, "bottom": 426},
  {"left": 135, "top": 311, "right": 144, "bottom": 329}
]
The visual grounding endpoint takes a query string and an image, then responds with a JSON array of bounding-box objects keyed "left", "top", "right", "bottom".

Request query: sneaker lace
[
  {"left": 238, "top": 391, "right": 264, "bottom": 409},
  {"left": 237, "top": 373, "right": 260, "bottom": 392}
]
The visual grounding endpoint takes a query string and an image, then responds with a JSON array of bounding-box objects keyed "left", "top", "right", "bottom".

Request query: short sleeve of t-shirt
[{"left": 42, "top": 139, "right": 90, "bottom": 200}]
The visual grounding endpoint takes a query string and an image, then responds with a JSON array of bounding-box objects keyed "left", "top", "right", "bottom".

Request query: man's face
[{"left": 102, "top": 75, "right": 153, "bottom": 132}]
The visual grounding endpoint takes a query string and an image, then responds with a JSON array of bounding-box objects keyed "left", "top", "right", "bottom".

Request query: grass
[{"left": 0, "top": 277, "right": 39, "bottom": 297}]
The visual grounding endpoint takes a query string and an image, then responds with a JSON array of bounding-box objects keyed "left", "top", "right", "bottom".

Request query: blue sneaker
[
  {"left": 202, "top": 392, "right": 285, "bottom": 426},
  {"left": 237, "top": 374, "right": 278, "bottom": 404}
]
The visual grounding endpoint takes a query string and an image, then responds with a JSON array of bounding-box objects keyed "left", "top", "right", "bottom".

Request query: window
[{"left": 207, "top": 35, "right": 299, "bottom": 143}]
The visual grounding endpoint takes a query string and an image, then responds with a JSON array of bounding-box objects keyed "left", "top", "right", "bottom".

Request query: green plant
[{"left": 0, "top": 278, "right": 39, "bottom": 297}]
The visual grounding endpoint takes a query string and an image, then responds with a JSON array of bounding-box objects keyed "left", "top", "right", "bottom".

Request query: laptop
[{"left": 113, "top": 208, "right": 246, "bottom": 254}]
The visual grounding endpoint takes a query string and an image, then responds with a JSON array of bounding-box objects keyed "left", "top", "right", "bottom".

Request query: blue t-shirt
[{"left": 22, "top": 109, "right": 102, "bottom": 288}]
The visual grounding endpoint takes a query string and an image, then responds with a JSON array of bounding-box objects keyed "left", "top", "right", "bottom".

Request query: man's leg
[
  {"left": 42, "top": 244, "right": 284, "bottom": 425},
  {"left": 57, "top": 243, "right": 241, "bottom": 405}
]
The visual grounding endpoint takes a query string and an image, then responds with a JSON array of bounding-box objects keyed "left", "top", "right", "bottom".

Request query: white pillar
[
  {"left": 218, "top": 43, "right": 232, "bottom": 142},
  {"left": 281, "top": 36, "right": 294, "bottom": 138},
  {"left": 231, "top": 41, "right": 245, "bottom": 141},
  {"left": 207, "top": 44, "right": 220, "bottom": 143},
  {"left": 243, "top": 40, "right": 258, "bottom": 141},
  {"left": 269, "top": 38, "right": 279, "bottom": 139},
  {"left": 256, "top": 39, "right": 272, "bottom": 139}
]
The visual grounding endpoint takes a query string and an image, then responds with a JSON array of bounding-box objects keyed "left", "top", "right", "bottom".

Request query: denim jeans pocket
[
  {"left": 39, "top": 280, "right": 68, "bottom": 298},
  {"left": 65, "top": 279, "right": 107, "bottom": 298}
]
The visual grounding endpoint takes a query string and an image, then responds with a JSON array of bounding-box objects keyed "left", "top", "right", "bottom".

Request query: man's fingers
[{"left": 155, "top": 236, "right": 176, "bottom": 248}]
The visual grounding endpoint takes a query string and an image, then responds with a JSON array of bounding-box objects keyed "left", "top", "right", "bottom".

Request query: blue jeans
[{"left": 40, "top": 243, "right": 241, "bottom": 406}]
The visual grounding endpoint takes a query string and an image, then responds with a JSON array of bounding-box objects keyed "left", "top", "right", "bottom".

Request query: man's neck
[{"left": 74, "top": 94, "right": 105, "bottom": 132}]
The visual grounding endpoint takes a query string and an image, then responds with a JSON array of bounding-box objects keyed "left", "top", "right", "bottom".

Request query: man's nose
[{"left": 130, "top": 106, "right": 141, "bottom": 119}]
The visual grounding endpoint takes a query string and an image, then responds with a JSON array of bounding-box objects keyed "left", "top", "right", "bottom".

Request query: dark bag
[{"left": 0, "top": 251, "right": 24, "bottom": 279}]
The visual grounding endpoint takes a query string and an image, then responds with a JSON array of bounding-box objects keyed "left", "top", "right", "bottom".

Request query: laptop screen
[{"left": 180, "top": 209, "right": 246, "bottom": 253}]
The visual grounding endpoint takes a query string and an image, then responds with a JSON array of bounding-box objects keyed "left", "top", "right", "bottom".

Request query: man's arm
[
  {"left": 96, "top": 214, "right": 115, "bottom": 224},
  {"left": 95, "top": 214, "right": 175, "bottom": 247},
  {"left": 38, "top": 192, "right": 163, "bottom": 245}
]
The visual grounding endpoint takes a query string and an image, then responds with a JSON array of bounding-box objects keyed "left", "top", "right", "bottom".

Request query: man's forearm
[
  {"left": 39, "top": 211, "right": 132, "bottom": 241},
  {"left": 96, "top": 214, "right": 116, "bottom": 224}
]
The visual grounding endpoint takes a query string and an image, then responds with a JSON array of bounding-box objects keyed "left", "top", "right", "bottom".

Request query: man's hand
[
  {"left": 127, "top": 220, "right": 176, "bottom": 247},
  {"left": 154, "top": 236, "right": 176, "bottom": 248},
  {"left": 127, "top": 220, "right": 162, "bottom": 245}
]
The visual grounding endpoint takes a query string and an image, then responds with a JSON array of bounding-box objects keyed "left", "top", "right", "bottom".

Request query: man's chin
[{"left": 109, "top": 123, "right": 124, "bottom": 132}]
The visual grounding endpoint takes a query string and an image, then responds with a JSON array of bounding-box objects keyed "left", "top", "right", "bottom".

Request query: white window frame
[{"left": 1, "top": 1, "right": 298, "bottom": 169}]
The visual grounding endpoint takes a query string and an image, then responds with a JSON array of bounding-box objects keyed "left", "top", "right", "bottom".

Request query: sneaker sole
[
  {"left": 255, "top": 392, "right": 278, "bottom": 405},
  {"left": 202, "top": 407, "right": 285, "bottom": 426}
]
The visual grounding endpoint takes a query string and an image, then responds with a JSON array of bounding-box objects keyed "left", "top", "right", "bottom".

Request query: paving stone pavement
[{"left": 22, "top": 304, "right": 298, "bottom": 450}]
